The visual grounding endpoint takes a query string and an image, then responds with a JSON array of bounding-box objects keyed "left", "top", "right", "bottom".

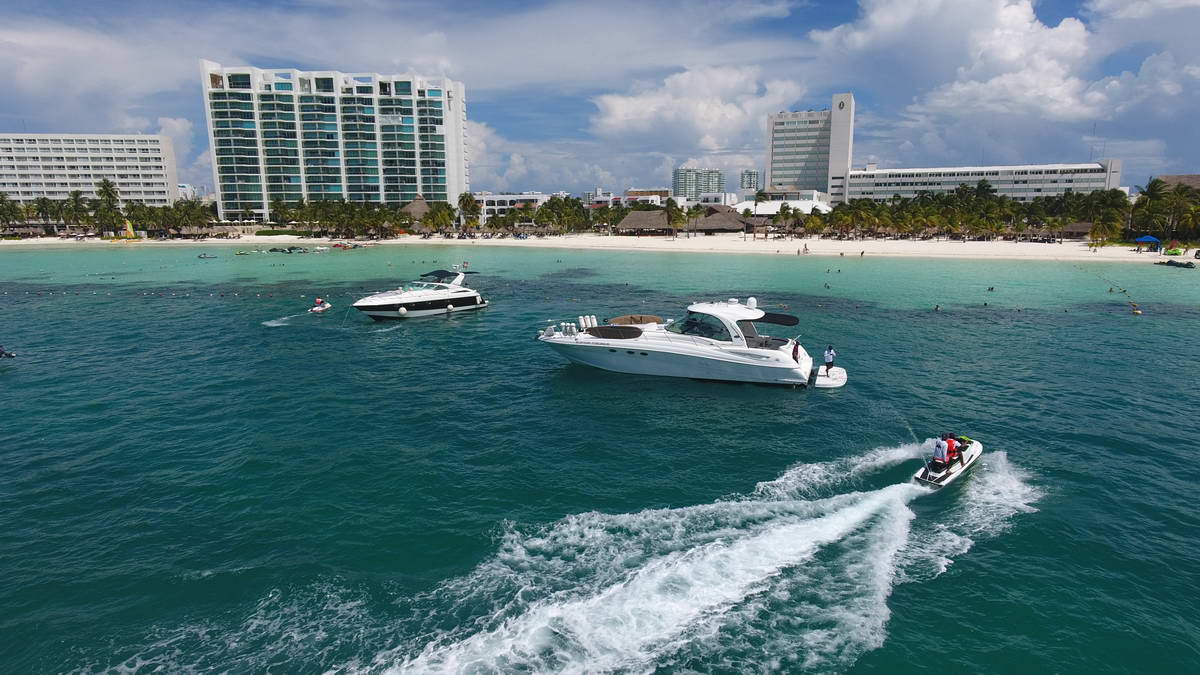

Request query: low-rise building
[
  {"left": 845, "top": 159, "right": 1122, "bottom": 202},
  {"left": 625, "top": 187, "right": 671, "bottom": 200},
  {"left": 473, "top": 191, "right": 556, "bottom": 222},
  {"left": 697, "top": 192, "right": 740, "bottom": 206}
]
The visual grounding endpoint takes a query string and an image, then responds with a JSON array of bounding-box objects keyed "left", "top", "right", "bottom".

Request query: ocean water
[{"left": 1, "top": 243, "right": 1198, "bottom": 673}]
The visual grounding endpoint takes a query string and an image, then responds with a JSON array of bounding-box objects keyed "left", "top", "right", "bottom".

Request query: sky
[{"left": 3, "top": 0, "right": 1198, "bottom": 195}]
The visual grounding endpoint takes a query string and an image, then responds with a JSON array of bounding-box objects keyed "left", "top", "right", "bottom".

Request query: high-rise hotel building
[
  {"left": 200, "top": 60, "right": 468, "bottom": 220},
  {"left": 672, "top": 167, "right": 725, "bottom": 200},
  {"left": 766, "top": 93, "right": 854, "bottom": 201},
  {"left": 0, "top": 133, "right": 179, "bottom": 206}
]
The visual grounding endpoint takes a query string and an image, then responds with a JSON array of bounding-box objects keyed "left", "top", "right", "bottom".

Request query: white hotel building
[
  {"left": 845, "top": 160, "right": 1123, "bottom": 202},
  {"left": 765, "top": 92, "right": 1123, "bottom": 204},
  {"left": 0, "top": 133, "right": 179, "bottom": 206},
  {"left": 767, "top": 93, "right": 855, "bottom": 200},
  {"left": 200, "top": 60, "right": 468, "bottom": 221}
]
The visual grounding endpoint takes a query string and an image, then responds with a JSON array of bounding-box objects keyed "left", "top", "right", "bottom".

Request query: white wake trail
[
  {"left": 360, "top": 444, "right": 1038, "bottom": 674},
  {"left": 386, "top": 485, "right": 925, "bottom": 673}
]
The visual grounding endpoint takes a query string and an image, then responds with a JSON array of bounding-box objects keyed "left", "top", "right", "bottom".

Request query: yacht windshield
[
  {"left": 665, "top": 311, "right": 732, "bottom": 341},
  {"left": 402, "top": 281, "right": 442, "bottom": 291}
]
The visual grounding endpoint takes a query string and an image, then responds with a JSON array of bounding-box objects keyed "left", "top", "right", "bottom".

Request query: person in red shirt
[{"left": 942, "top": 433, "right": 961, "bottom": 466}]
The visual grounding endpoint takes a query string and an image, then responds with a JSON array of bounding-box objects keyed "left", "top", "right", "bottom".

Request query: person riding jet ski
[{"left": 941, "top": 432, "right": 963, "bottom": 467}]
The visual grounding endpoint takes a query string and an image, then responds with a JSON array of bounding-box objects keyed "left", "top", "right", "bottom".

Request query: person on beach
[{"left": 823, "top": 345, "right": 836, "bottom": 375}]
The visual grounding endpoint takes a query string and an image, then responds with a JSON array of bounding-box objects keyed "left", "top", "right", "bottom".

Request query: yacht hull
[
  {"left": 543, "top": 339, "right": 812, "bottom": 385},
  {"left": 354, "top": 297, "right": 487, "bottom": 320}
]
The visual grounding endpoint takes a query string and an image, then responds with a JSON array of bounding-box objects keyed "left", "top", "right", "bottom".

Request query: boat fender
[
  {"left": 446, "top": 304, "right": 454, "bottom": 313},
  {"left": 398, "top": 306, "right": 408, "bottom": 315}
]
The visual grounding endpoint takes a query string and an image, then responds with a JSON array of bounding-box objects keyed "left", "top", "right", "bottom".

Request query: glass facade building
[
  {"left": 672, "top": 168, "right": 724, "bottom": 200},
  {"left": 200, "top": 60, "right": 468, "bottom": 220}
]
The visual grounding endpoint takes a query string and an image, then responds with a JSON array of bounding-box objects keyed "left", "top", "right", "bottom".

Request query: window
[
  {"left": 228, "top": 73, "right": 252, "bottom": 89},
  {"left": 666, "top": 312, "right": 732, "bottom": 342}
]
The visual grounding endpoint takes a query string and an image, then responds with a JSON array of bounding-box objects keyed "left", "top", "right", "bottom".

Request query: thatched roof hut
[
  {"left": 401, "top": 195, "right": 431, "bottom": 219},
  {"left": 615, "top": 210, "right": 669, "bottom": 234}
]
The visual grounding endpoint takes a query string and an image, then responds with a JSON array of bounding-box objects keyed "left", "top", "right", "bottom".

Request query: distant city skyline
[{"left": 2, "top": 1, "right": 1197, "bottom": 196}]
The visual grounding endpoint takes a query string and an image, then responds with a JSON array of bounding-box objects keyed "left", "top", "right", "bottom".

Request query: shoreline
[{"left": 0, "top": 233, "right": 1184, "bottom": 263}]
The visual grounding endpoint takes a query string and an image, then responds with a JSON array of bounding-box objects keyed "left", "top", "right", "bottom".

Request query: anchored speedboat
[
  {"left": 913, "top": 436, "right": 983, "bottom": 488},
  {"left": 537, "top": 297, "right": 846, "bottom": 387},
  {"left": 352, "top": 268, "right": 488, "bottom": 320}
]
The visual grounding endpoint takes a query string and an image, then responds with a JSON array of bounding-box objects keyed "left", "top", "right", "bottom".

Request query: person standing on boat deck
[{"left": 823, "top": 345, "right": 836, "bottom": 375}]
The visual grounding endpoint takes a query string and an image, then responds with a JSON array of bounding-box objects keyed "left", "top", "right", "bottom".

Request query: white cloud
[
  {"left": 1086, "top": 0, "right": 1200, "bottom": 19},
  {"left": 591, "top": 66, "right": 803, "bottom": 154},
  {"left": 156, "top": 117, "right": 194, "bottom": 162},
  {"left": 2, "top": 0, "right": 1197, "bottom": 193}
]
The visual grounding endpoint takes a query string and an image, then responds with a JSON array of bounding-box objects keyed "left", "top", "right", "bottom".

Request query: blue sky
[{"left": 3, "top": 0, "right": 1198, "bottom": 194}]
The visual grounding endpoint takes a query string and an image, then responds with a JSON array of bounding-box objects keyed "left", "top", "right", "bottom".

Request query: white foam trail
[
  {"left": 898, "top": 450, "right": 1043, "bottom": 582},
  {"left": 752, "top": 440, "right": 932, "bottom": 500},
  {"left": 261, "top": 312, "right": 308, "bottom": 327},
  {"left": 385, "top": 485, "right": 925, "bottom": 673}
]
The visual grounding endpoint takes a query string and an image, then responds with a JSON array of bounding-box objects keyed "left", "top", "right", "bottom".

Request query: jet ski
[
  {"left": 198, "top": 254, "right": 218, "bottom": 259},
  {"left": 0, "top": 346, "right": 15, "bottom": 358},
  {"left": 309, "top": 301, "right": 333, "bottom": 314},
  {"left": 913, "top": 437, "right": 982, "bottom": 488}
]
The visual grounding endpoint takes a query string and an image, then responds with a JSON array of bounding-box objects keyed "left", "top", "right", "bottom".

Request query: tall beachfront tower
[
  {"left": 766, "top": 92, "right": 854, "bottom": 201},
  {"left": 672, "top": 167, "right": 724, "bottom": 200},
  {"left": 200, "top": 60, "right": 468, "bottom": 221},
  {"left": 739, "top": 169, "right": 761, "bottom": 191}
]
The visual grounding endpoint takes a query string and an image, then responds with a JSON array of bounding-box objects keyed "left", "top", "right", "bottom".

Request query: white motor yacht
[
  {"left": 352, "top": 268, "right": 488, "bottom": 319},
  {"left": 537, "top": 297, "right": 846, "bottom": 387}
]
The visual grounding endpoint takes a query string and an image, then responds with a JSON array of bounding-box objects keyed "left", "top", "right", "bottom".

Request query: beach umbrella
[{"left": 1135, "top": 235, "right": 1160, "bottom": 243}]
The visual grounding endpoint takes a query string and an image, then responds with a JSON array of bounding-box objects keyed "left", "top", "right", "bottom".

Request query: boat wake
[
  {"left": 98, "top": 443, "right": 1040, "bottom": 673},
  {"left": 261, "top": 312, "right": 310, "bottom": 327},
  {"left": 365, "top": 443, "right": 1041, "bottom": 673}
]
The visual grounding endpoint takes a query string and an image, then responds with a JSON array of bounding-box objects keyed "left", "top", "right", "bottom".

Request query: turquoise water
[{"left": 2, "top": 244, "right": 1198, "bottom": 672}]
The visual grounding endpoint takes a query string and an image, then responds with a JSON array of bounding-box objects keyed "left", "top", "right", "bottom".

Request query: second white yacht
[
  {"left": 353, "top": 268, "right": 488, "bottom": 319},
  {"left": 537, "top": 297, "right": 846, "bottom": 387}
]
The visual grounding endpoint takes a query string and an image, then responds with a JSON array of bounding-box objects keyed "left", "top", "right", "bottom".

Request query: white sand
[{"left": 0, "top": 232, "right": 1181, "bottom": 263}]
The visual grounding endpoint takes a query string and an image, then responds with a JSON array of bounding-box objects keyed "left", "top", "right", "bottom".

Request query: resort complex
[
  {"left": 199, "top": 59, "right": 468, "bottom": 221},
  {"left": 845, "top": 160, "right": 1123, "bottom": 203},
  {"left": 0, "top": 133, "right": 179, "bottom": 207}
]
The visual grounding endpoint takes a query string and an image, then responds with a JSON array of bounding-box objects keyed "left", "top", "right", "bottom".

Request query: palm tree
[
  {"left": 61, "top": 191, "right": 89, "bottom": 234},
  {"left": 92, "top": 179, "right": 123, "bottom": 235},
  {"left": 457, "top": 191, "right": 480, "bottom": 229},
  {"left": 664, "top": 198, "right": 685, "bottom": 238},
  {"left": 33, "top": 197, "right": 58, "bottom": 235},
  {"left": 0, "top": 193, "right": 20, "bottom": 232},
  {"left": 753, "top": 190, "right": 767, "bottom": 218}
]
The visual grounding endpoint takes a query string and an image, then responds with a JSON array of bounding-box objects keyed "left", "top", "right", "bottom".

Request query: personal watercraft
[{"left": 913, "top": 437, "right": 982, "bottom": 488}]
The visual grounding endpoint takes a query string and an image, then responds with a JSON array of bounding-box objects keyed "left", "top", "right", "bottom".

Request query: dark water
[{"left": 1, "top": 244, "right": 1198, "bottom": 672}]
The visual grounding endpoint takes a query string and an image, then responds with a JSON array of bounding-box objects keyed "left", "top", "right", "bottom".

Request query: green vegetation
[{"left": 803, "top": 179, "right": 1200, "bottom": 244}]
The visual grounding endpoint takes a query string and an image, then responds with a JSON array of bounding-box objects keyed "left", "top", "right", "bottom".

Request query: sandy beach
[{"left": 0, "top": 232, "right": 1183, "bottom": 263}]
